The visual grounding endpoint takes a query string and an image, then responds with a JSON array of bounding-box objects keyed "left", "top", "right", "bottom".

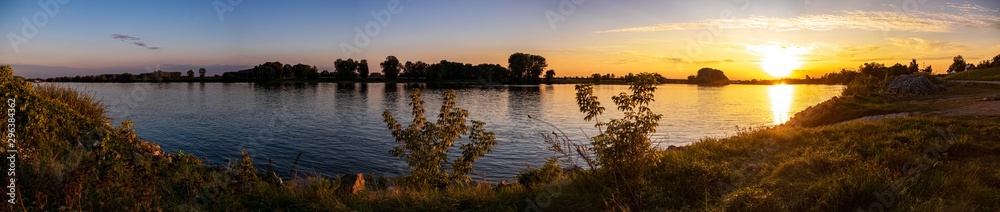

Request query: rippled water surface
[{"left": 58, "top": 82, "right": 842, "bottom": 180}]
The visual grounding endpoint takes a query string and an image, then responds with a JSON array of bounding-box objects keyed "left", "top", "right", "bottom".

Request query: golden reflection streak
[{"left": 768, "top": 84, "right": 794, "bottom": 125}]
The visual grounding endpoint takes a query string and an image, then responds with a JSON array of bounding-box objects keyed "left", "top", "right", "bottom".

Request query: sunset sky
[{"left": 2, "top": 0, "right": 999, "bottom": 79}]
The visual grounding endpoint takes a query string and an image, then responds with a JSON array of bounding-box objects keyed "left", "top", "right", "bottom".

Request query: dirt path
[
  {"left": 842, "top": 83, "right": 1000, "bottom": 124},
  {"left": 932, "top": 99, "right": 1000, "bottom": 117}
]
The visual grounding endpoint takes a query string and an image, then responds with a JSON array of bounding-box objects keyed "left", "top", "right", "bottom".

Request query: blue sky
[{"left": 2, "top": 0, "right": 999, "bottom": 79}]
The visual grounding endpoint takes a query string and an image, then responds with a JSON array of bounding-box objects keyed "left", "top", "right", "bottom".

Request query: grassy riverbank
[
  {"left": 5, "top": 65, "right": 1000, "bottom": 211},
  {"left": 944, "top": 67, "right": 1000, "bottom": 81}
]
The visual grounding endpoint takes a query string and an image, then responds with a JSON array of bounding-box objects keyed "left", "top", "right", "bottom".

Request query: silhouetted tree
[
  {"left": 402, "top": 61, "right": 415, "bottom": 78},
  {"left": 187, "top": 70, "right": 195, "bottom": 79},
  {"left": 472, "top": 63, "right": 508, "bottom": 83},
  {"left": 909, "top": 59, "right": 919, "bottom": 73},
  {"left": 544, "top": 69, "right": 556, "bottom": 84},
  {"left": 335, "top": 59, "right": 359, "bottom": 80},
  {"left": 889, "top": 63, "right": 909, "bottom": 76},
  {"left": 949, "top": 55, "right": 967, "bottom": 73},
  {"left": 859, "top": 62, "right": 888, "bottom": 78},
  {"left": 199, "top": 68, "right": 206, "bottom": 79},
  {"left": 974, "top": 53, "right": 1000, "bottom": 69},
  {"left": 290, "top": 63, "right": 317, "bottom": 79},
  {"left": 381, "top": 56, "right": 401, "bottom": 80},
  {"left": 508, "top": 53, "right": 547, "bottom": 84},
  {"left": 281, "top": 64, "right": 294, "bottom": 79},
  {"left": 359, "top": 59, "right": 370, "bottom": 79}
]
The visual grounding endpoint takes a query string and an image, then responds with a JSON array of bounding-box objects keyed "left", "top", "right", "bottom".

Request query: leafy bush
[
  {"left": 34, "top": 84, "right": 107, "bottom": 123},
  {"left": 842, "top": 75, "right": 883, "bottom": 97},
  {"left": 516, "top": 158, "right": 562, "bottom": 189},
  {"left": 382, "top": 89, "right": 497, "bottom": 188},
  {"left": 574, "top": 72, "right": 663, "bottom": 175}
]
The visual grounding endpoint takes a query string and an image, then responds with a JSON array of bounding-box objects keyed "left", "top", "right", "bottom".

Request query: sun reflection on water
[{"left": 768, "top": 84, "right": 794, "bottom": 125}]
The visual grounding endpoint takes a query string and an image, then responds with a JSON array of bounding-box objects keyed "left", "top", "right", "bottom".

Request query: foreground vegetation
[{"left": 5, "top": 64, "right": 1000, "bottom": 210}]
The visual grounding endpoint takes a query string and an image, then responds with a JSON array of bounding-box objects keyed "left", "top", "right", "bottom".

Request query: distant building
[{"left": 947, "top": 64, "right": 975, "bottom": 74}]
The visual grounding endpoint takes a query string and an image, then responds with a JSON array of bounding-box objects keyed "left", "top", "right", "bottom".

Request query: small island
[{"left": 688, "top": 68, "right": 731, "bottom": 86}]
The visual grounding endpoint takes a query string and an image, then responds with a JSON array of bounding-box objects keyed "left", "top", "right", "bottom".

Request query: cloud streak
[
  {"left": 596, "top": 10, "right": 1000, "bottom": 33},
  {"left": 886, "top": 37, "right": 970, "bottom": 52},
  {"left": 947, "top": 2, "right": 999, "bottom": 13},
  {"left": 111, "top": 34, "right": 160, "bottom": 50}
]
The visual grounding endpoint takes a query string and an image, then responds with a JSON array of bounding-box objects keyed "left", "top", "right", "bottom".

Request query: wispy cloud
[
  {"left": 886, "top": 37, "right": 970, "bottom": 52},
  {"left": 596, "top": 10, "right": 1000, "bottom": 33},
  {"left": 111, "top": 34, "right": 139, "bottom": 41},
  {"left": 844, "top": 55, "right": 955, "bottom": 62},
  {"left": 836, "top": 45, "right": 881, "bottom": 58},
  {"left": 947, "top": 2, "right": 999, "bottom": 13},
  {"left": 111, "top": 34, "right": 160, "bottom": 50}
]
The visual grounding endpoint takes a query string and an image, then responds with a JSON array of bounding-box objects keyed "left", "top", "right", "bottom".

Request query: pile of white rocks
[{"left": 885, "top": 74, "right": 944, "bottom": 95}]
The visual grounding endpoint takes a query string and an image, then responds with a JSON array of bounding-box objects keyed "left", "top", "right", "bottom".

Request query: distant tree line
[
  {"left": 43, "top": 70, "right": 213, "bottom": 82},
  {"left": 41, "top": 52, "right": 554, "bottom": 84},
  {"left": 949, "top": 53, "right": 1000, "bottom": 73},
  {"left": 588, "top": 72, "right": 672, "bottom": 84},
  {"left": 320, "top": 53, "right": 552, "bottom": 84},
  {"left": 221, "top": 61, "right": 320, "bottom": 82},
  {"left": 747, "top": 58, "right": 941, "bottom": 85}
]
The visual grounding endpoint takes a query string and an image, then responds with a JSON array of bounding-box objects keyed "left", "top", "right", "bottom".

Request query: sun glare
[
  {"left": 750, "top": 44, "right": 811, "bottom": 78},
  {"left": 768, "top": 84, "right": 794, "bottom": 125}
]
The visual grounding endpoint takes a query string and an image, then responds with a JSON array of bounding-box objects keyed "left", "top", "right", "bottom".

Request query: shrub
[
  {"left": 574, "top": 73, "right": 663, "bottom": 175},
  {"left": 34, "top": 84, "right": 107, "bottom": 122},
  {"left": 516, "top": 158, "right": 563, "bottom": 189},
  {"left": 382, "top": 89, "right": 497, "bottom": 188},
  {"left": 842, "top": 75, "right": 883, "bottom": 97}
]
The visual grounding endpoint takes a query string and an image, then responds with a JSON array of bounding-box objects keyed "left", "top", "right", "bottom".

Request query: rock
[
  {"left": 337, "top": 173, "right": 365, "bottom": 195},
  {"left": 885, "top": 74, "right": 944, "bottom": 95}
]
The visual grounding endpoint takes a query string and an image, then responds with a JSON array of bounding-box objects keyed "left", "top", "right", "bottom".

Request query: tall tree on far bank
[
  {"left": 335, "top": 59, "right": 359, "bottom": 80},
  {"left": 199, "top": 68, "right": 206, "bottom": 79},
  {"left": 359, "top": 59, "right": 370, "bottom": 79},
  {"left": 187, "top": 70, "right": 195, "bottom": 79},
  {"left": 382, "top": 56, "right": 402, "bottom": 80},
  {"left": 544, "top": 69, "right": 556, "bottom": 84},
  {"left": 508, "top": 53, "right": 547, "bottom": 84},
  {"left": 949, "top": 55, "right": 967, "bottom": 73}
]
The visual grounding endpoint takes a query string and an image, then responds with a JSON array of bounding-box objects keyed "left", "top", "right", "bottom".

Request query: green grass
[
  {"left": 6, "top": 64, "right": 1000, "bottom": 210},
  {"left": 944, "top": 67, "right": 1000, "bottom": 81}
]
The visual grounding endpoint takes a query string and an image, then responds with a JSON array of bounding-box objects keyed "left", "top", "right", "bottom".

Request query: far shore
[{"left": 29, "top": 77, "right": 855, "bottom": 86}]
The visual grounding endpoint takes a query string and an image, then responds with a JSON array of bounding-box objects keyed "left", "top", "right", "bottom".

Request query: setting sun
[{"left": 751, "top": 44, "right": 812, "bottom": 78}]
